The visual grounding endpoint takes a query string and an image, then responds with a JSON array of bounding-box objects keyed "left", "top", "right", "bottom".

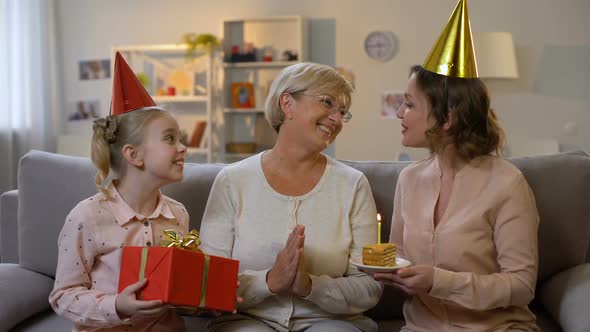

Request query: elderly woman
[{"left": 200, "top": 62, "right": 382, "bottom": 332}]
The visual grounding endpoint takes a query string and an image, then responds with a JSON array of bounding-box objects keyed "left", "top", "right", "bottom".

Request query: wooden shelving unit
[
  {"left": 218, "top": 16, "right": 306, "bottom": 162},
  {"left": 112, "top": 44, "right": 216, "bottom": 163}
]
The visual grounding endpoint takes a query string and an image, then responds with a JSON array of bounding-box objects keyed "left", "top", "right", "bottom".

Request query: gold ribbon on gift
[
  {"left": 137, "top": 247, "right": 149, "bottom": 300},
  {"left": 161, "top": 229, "right": 202, "bottom": 252},
  {"left": 199, "top": 254, "right": 210, "bottom": 307}
]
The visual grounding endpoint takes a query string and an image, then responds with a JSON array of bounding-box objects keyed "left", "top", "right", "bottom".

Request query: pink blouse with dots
[{"left": 49, "top": 182, "right": 189, "bottom": 332}]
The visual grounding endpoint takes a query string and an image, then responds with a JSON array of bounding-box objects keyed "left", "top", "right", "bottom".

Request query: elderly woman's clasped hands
[{"left": 266, "top": 224, "right": 311, "bottom": 297}]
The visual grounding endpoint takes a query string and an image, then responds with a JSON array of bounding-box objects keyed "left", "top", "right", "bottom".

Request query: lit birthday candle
[{"left": 377, "top": 213, "right": 382, "bottom": 244}]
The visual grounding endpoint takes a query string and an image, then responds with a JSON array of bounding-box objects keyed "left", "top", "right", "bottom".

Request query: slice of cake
[{"left": 362, "top": 243, "right": 396, "bottom": 267}]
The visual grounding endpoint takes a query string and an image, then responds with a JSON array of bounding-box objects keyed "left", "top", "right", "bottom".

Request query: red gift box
[{"left": 118, "top": 246, "right": 239, "bottom": 312}]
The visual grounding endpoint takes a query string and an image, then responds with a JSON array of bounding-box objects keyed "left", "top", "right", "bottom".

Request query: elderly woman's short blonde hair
[{"left": 264, "top": 62, "right": 353, "bottom": 133}]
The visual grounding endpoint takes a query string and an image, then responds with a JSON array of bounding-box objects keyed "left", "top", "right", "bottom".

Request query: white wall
[{"left": 56, "top": 0, "right": 590, "bottom": 161}]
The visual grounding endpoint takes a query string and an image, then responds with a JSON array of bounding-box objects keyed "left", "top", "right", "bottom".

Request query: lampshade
[{"left": 473, "top": 32, "right": 519, "bottom": 79}]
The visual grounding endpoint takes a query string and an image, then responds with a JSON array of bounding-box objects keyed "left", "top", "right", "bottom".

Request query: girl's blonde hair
[
  {"left": 264, "top": 62, "right": 354, "bottom": 133},
  {"left": 91, "top": 107, "right": 166, "bottom": 198}
]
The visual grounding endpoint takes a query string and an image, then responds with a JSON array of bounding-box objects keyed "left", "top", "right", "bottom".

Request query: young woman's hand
[
  {"left": 115, "top": 279, "right": 169, "bottom": 318},
  {"left": 373, "top": 264, "right": 434, "bottom": 295},
  {"left": 266, "top": 224, "right": 305, "bottom": 294}
]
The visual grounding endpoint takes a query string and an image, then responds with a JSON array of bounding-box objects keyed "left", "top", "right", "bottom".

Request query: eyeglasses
[{"left": 291, "top": 93, "right": 352, "bottom": 123}]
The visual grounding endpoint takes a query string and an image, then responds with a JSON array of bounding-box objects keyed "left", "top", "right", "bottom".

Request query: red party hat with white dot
[{"left": 110, "top": 52, "right": 156, "bottom": 115}]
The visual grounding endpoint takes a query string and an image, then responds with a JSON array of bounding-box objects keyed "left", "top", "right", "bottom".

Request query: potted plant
[{"left": 182, "top": 33, "right": 220, "bottom": 61}]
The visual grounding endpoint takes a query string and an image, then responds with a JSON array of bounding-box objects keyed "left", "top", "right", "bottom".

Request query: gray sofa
[{"left": 1, "top": 150, "right": 589, "bottom": 332}]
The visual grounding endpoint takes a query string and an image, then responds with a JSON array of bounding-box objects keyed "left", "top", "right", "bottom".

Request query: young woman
[{"left": 371, "top": 1, "right": 541, "bottom": 330}]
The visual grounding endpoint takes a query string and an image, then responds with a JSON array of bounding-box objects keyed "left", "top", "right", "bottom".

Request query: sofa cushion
[
  {"left": 11, "top": 310, "right": 211, "bottom": 332},
  {"left": 509, "top": 152, "right": 590, "bottom": 281},
  {"left": 1, "top": 189, "right": 19, "bottom": 263},
  {"left": 530, "top": 306, "right": 562, "bottom": 332},
  {"left": 341, "top": 160, "right": 409, "bottom": 243},
  {"left": 365, "top": 285, "right": 407, "bottom": 320},
  {"left": 0, "top": 264, "right": 55, "bottom": 331},
  {"left": 18, "top": 151, "right": 96, "bottom": 276},
  {"left": 540, "top": 263, "right": 590, "bottom": 332},
  {"left": 10, "top": 310, "right": 72, "bottom": 332},
  {"left": 162, "top": 163, "right": 224, "bottom": 231},
  {"left": 376, "top": 319, "right": 406, "bottom": 332}
]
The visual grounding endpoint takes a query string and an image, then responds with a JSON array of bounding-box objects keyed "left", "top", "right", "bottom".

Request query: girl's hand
[
  {"left": 266, "top": 225, "right": 305, "bottom": 293},
  {"left": 373, "top": 264, "right": 434, "bottom": 295},
  {"left": 232, "top": 280, "right": 243, "bottom": 314},
  {"left": 115, "top": 279, "right": 169, "bottom": 318}
]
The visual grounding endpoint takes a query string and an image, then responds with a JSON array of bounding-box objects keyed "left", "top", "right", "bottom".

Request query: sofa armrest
[
  {"left": 0, "top": 190, "right": 19, "bottom": 263},
  {"left": 540, "top": 263, "right": 590, "bottom": 332},
  {"left": 0, "top": 263, "right": 55, "bottom": 331}
]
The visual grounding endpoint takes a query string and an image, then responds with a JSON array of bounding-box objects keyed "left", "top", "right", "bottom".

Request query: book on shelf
[
  {"left": 189, "top": 121, "right": 207, "bottom": 148},
  {"left": 200, "top": 125, "right": 209, "bottom": 149}
]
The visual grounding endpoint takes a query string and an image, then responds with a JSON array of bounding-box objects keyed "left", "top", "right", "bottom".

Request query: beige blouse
[{"left": 390, "top": 155, "right": 540, "bottom": 332}]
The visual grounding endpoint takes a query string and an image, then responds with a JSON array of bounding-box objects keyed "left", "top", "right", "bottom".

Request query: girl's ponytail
[{"left": 91, "top": 115, "right": 118, "bottom": 199}]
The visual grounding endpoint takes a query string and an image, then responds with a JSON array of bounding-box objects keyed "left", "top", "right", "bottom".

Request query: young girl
[{"left": 49, "top": 53, "right": 189, "bottom": 331}]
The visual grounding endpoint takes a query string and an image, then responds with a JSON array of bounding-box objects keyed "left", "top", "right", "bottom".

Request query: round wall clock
[{"left": 364, "top": 31, "right": 399, "bottom": 62}]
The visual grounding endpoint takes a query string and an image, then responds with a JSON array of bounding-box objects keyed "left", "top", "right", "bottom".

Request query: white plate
[{"left": 350, "top": 256, "right": 412, "bottom": 273}]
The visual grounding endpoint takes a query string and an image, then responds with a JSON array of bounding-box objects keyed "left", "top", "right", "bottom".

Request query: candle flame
[{"left": 377, "top": 213, "right": 381, "bottom": 222}]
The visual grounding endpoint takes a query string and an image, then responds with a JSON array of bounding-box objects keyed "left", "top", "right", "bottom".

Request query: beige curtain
[{"left": 0, "top": 0, "right": 60, "bottom": 193}]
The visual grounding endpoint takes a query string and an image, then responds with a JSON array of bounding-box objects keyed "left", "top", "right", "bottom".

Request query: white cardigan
[{"left": 200, "top": 152, "right": 383, "bottom": 331}]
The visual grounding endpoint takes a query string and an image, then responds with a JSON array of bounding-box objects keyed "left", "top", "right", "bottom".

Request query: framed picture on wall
[
  {"left": 381, "top": 91, "right": 405, "bottom": 118},
  {"left": 231, "top": 82, "right": 255, "bottom": 108},
  {"left": 68, "top": 99, "right": 100, "bottom": 121},
  {"left": 79, "top": 59, "right": 110, "bottom": 80}
]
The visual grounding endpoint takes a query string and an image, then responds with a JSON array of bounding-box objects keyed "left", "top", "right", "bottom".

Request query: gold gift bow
[
  {"left": 161, "top": 229, "right": 202, "bottom": 252},
  {"left": 137, "top": 229, "right": 210, "bottom": 306}
]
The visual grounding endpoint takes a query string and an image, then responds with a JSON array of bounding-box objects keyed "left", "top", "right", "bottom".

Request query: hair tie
[{"left": 93, "top": 115, "right": 118, "bottom": 144}]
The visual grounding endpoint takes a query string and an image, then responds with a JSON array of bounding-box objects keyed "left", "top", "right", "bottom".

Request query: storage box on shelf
[
  {"left": 112, "top": 44, "right": 217, "bottom": 163},
  {"left": 219, "top": 16, "right": 306, "bottom": 162}
]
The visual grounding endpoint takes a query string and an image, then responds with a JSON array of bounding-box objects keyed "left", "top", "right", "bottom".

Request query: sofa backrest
[
  {"left": 17, "top": 150, "right": 225, "bottom": 277},
  {"left": 344, "top": 152, "right": 590, "bottom": 283},
  {"left": 341, "top": 160, "right": 406, "bottom": 241},
  {"left": 18, "top": 151, "right": 96, "bottom": 276},
  {"left": 509, "top": 151, "right": 590, "bottom": 281},
  {"left": 17, "top": 150, "right": 590, "bottom": 284}
]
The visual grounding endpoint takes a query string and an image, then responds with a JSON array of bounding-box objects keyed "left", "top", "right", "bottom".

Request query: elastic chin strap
[{"left": 441, "top": 76, "right": 452, "bottom": 127}]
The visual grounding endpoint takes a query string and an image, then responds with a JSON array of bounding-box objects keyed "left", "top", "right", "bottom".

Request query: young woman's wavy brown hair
[
  {"left": 410, "top": 65, "right": 505, "bottom": 160},
  {"left": 91, "top": 107, "right": 166, "bottom": 199}
]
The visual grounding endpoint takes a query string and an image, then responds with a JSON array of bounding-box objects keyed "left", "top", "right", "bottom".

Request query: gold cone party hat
[{"left": 423, "top": 0, "right": 478, "bottom": 78}]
